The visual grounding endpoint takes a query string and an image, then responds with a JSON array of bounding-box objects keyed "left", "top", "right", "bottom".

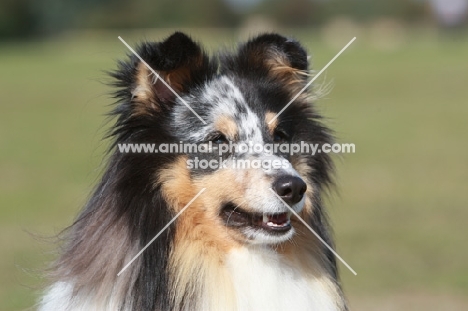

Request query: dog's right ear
[
  {"left": 112, "top": 32, "right": 215, "bottom": 116},
  {"left": 221, "top": 33, "right": 309, "bottom": 97}
]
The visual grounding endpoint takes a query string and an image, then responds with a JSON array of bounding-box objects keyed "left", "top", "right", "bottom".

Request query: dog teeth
[
  {"left": 266, "top": 221, "right": 290, "bottom": 228},
  {"left": 262, "top": 213, "right": 291, "bottom": 227}
]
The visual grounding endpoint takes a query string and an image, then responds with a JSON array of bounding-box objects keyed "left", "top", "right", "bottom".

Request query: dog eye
[
  {"left": 211, "top": 133, "right": 228, "bottom": 144},
  {"left": 273, "top": 130, "right": 288, "bottom": 142}
]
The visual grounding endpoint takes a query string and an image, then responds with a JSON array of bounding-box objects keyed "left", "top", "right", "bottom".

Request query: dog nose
[{"left": 273, "top": 176, "right": 307, "bottom": 204}]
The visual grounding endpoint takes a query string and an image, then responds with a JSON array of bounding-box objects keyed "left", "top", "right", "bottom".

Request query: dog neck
[{"left": 170, "top": 243, "right": 345, "bottom": 311}]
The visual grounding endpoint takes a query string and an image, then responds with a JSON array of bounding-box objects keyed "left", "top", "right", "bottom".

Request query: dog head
[{"left": 112, "top": 32, "right": 334, "bottom": 245}]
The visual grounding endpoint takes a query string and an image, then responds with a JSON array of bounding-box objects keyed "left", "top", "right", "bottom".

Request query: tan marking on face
[
  {"left": 157, "top": 156, "right": 259, "bottom": 250},
  {"left": 265, "top": 112, "right": 278, "bottom": 135},
  {"left": 157, "top": 156, "right": 196, "bottom": 207},
  {"left": 290, "top": 155, "right": 315, "bottom": 215},
  {"left": 215, "top": 115, "right": 238, "bottom": 140},
  {"left": 192, "top": 168, "right": 250, "bottom": 242}
]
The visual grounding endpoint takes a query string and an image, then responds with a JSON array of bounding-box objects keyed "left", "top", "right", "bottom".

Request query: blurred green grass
[{"left": 1, "top": 29, "right": 467, "bottom": 310}]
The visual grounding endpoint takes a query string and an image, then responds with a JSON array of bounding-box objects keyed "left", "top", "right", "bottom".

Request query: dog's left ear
[{"left": 222, "top": 33, "right": 309, "bottom": 92}]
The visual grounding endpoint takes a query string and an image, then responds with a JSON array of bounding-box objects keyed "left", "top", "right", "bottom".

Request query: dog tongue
[{"left": 268, "top": 213, "right": 288, "bottom": 225}]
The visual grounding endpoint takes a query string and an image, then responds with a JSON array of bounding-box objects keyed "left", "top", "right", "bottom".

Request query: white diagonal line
[
  {"left": 117, "top": 188, "right": 206, "bottom": 276},
  {"left": 118, "top": 36, "right": 207, "bottom": 125},
  {"left": 269, "top": 188, "right": 357, "bottom": 275},
  {"left": 268, "top": 37, "right": 356, "bottom": 124}
]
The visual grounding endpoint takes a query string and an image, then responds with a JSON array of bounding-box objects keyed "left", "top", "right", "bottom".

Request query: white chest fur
[
  {"left": 39, "top": 247, "right": 341, "bottom": 311},
  {"left": 225, "top": 246, "right": 340, "bottom": 311}
]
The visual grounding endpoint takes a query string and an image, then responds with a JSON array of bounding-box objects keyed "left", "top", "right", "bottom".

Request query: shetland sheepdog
[{"left": 39, "top": 32, "right": 347, "bottom": 310}]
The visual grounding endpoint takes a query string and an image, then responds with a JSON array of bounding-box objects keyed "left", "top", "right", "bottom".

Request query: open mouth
[{"left": 220, "top": 203, "right": 292, "bottom": 233}]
